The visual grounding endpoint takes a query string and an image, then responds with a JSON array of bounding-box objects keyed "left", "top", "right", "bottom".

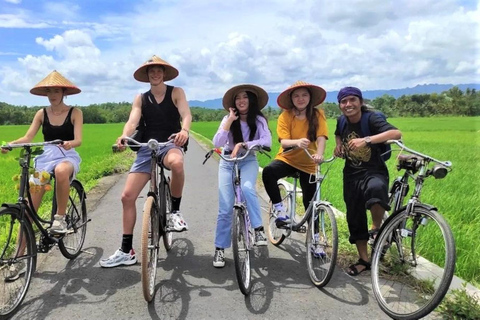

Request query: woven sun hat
[
  {"left": 277, "top": 80, "right": 327, "bottom": 110},
  {"left": 133, "top": 55, "right": 179, "bottom": 83},
  {"left": 222, "top": 84, "right": 269, "bottom": 111},
  {"left": 30, "top": 70, "right": 81, "bottom": 96}
]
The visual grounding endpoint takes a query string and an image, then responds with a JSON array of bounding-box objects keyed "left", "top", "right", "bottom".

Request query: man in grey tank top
[{"left": 100, "top": 55, "right": 192, "bottom": 268}]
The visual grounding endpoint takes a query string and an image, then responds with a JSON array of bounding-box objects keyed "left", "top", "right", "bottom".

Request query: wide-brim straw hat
[
  {"left": 277, "top": 80, "right": 327, "bottom": 109},
  {"left": 133, "top": 55, "right": 179, "bottom": 83},
  {"left": 222, "top": 84, "right": 269, "bottom": 111},
  {"left": 30, "top": 70, "right": 81, "bottom": 96}
]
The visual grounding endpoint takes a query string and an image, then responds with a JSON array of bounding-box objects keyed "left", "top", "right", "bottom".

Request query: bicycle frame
[
  {"left": 281, "top": 150, "right": 335, "bottom": 236},
  {"left": 387, "top": 139, "right": 452, "bottom": 214},
  {"left": 204, "top": 145, "right": 270, "bottom": 249},
  {"left": 385, "top": 140, "right": 452, "bottom": 255},
  {"left": 1, "top": 140, "right": 74, "bottom": 252}
]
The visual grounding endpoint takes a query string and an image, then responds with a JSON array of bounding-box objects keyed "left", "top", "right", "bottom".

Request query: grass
[{"left": 191, "top": 116, "right": 480, "bottom": 287}]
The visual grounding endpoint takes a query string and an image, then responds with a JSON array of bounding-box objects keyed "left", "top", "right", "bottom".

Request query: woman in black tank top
[{"left": 2, "top": 70, "right": 83, "bottom": 235}]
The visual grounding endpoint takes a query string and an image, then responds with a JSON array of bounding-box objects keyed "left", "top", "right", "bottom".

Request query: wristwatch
[{"left": 364, "top": 136, "right": 372, "bottom": 146}]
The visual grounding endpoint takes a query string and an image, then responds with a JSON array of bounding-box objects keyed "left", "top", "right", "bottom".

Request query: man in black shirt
[
  {"left": 334, "top": 87, "right": 401, "bottom": 276},
  {"left": 100, "top": 55, "right": 192, "bottom": 268}
]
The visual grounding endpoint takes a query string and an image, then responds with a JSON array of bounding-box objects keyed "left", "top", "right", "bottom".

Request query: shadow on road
[{"left": 12, "top": 247, "right": 139, "bottom": 319}]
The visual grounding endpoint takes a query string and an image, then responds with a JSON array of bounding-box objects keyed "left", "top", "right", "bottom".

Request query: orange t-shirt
[{"left": 275, "top": 108, "right": 329, "bottom": 174}]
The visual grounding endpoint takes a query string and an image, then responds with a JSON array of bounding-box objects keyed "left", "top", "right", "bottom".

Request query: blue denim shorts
[{"left": 130, "top": 144, "right": 183, "bottom": 174}]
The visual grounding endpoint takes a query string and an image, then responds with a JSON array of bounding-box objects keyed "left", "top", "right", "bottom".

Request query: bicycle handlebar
[
  {"left": 203, "top": 145, "right": 271, "bottom": 165},
  {"left": 386, "top": 140, "right": 451, "bottom": 168},
  {"left": 282, "top": 146, "right": 335, "bottom": 164},
  {"left": 122, "top": 136, "right": 175, "bottom": 151},
  {"left": 1, "top": 139, "right": 63, "bottom": 151}
]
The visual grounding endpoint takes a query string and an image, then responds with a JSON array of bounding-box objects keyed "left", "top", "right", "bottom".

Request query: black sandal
[{"left": 347, "top": 258, "right": 371, "bottom": 276}]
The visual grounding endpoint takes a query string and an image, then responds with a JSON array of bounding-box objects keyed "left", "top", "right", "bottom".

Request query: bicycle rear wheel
[
  {"left": 0, "top": 208, "right": 36, "bottom": 318},
  {"left": 59, "top": 180, "right": 87, "bottom": 259},
  {"left": 141, "top": 196, "right": 160, "bottom": 302},
  {"left": 267, "top": 182, "right": 290, "bottom": 246},
  {"left": 232, "top": 208, "right": 251, "bottom": 295},
  {"left": 371, "top": 207, "right": 455, "bottom": 320},
  {"left": 160, "top": 181, "right": 173, "bottom": 251},
  {"left": 306, "top": 204, "right": 338, "bottom": 287}
]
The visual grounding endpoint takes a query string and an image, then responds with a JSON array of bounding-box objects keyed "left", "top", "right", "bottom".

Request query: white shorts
[{"left": 34, "top": 145, "right": 81, "bottom": 181}]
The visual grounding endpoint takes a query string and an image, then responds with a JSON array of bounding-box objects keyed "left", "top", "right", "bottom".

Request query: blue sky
[{"left": 0, "top": 0, "right": 478, "bottom": 106}]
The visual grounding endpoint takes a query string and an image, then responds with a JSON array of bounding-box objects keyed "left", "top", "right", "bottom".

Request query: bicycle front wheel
[
  {"left": 141, "top": 196, "right": 160, "bottom": 302},
  {"left": 267, "top": 182, "right": 290, "bottom": 246},
  {"left": 0, "top": 208, "right": 36, "bottom": 318},
  {"left": 306, "top": 204, "right": 338, "bottom": 287},
  {"left": 59, "top": 180, "right": 87, "bottom": 259},
  {"left": 160, "top": 181, "right": 173, "bottom": 251},
  {"left": 232, "top": 208, "right": 251, "bottom": 295},
  {"left": 371, "top": 207, "right": 456, "bottom": 320}
]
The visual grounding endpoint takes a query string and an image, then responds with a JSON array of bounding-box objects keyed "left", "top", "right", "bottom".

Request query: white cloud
[
  {"left": 0, "top": 0, "right": 478, "bottom": 106},
  {"left": 4, "top": 0, "right": 21, "bottom": 4}
]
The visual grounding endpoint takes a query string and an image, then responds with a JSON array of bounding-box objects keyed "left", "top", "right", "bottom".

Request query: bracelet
[{"left": 182, "top": 128, "right": 190, "bottom": 135}]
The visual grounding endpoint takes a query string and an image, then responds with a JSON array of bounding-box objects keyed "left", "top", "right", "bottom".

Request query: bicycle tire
[
  {"left": 0, "top": 208, "right": 37, "bottom": 318},
  {"left": 59, "top": 180, "right": 87, "bottom": 259},
  {"left": 232, "top": 207, "right": 251, "bottom": 295},
  {"left": 160, "top": 181, "right": 173, "bottom": 251},
  {"left": 267, "top": 182, "right": 290, "bottom": 246},
  {"left": 141, "top": 196, "right": 160, "bottom": 302},
  {"left": 305, "top": 204, "right": 338, "bottom": 287},
  {"left": 371, "top": 207, "right": 456, "bottom": 320}
]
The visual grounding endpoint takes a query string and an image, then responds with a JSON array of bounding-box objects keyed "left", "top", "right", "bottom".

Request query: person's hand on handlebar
[
  {"left": 231, "top": 142, "right": 247, "bottom": 158},
  {"left": 1, "top": 145, "right": 10, "bottom": 154},
  {"left": 61, "top": 140, "right": 72, "bottom": 150},
  {"left": 116, "top": 135, "right": 128, "bottom": 151},
  {"left": 312, "top": 153, "right": 324, "bottom": 164},
  {"left": 174, "top": 129, "right": 189, "bottom": 147}
]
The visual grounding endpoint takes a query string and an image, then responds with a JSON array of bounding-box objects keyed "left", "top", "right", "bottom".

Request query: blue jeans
[{"left": 215, "top": 154, "right": 263, "bottom": 249}]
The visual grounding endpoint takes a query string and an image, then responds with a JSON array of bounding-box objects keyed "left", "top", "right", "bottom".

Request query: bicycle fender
[
  {"left": 315, "top": 200, "right": 333, "bottom": 207},
  {"left": 411, "top": 202, "right": 438, "bottom": 212},
  {"left": 233, "top": 204, "right": 246, "bottom": 211},
  {"left": 1, "top": 203, "right": 21, "bottom": 211},
  {"left": 72, "top": 179, "right": 87, "bottom": 199}
]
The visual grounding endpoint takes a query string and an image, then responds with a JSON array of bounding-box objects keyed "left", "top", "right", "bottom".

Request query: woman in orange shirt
[{"left": 262, "top": 81, "right": 328, "bottom": 225}]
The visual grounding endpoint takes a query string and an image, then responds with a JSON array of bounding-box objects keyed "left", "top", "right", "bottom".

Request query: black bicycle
[
  {"left": 0, "top": 140, "right": 88, "bottom": 318},
  {"left": 371, "top": 140, "right": 455, "bottom": 320},
  {"left": 122, "top": 137, "right": 174, "bottom": 302},
  {"left": 267, "top": 147, "right": 338, "bottom": 288}
]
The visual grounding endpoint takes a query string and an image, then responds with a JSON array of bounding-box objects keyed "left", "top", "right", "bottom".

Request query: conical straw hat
[
  {"left": 133, "top": 55, "right": 179, "bottom": 83},
  {"left": 222, "top": 84, "right": 269, "bottom": 111},
  {"left": 277, "top": 80, "right": 326, "bottom": 109},
  {"left": 30, "top": 70, "right": 81, "bottom": 96}
]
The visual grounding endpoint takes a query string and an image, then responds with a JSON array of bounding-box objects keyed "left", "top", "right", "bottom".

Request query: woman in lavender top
[{"left": 211, "top": 84, "right": 272, "bottom": 268}]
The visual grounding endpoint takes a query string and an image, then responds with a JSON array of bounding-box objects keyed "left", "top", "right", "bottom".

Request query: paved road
[{"left": 10, "top": 138, "right": 439, "bottom": 320}]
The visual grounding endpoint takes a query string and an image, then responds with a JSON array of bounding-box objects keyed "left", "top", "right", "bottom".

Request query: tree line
[{"left": 0, "top": 86, "right": 478, "bottom": 125}]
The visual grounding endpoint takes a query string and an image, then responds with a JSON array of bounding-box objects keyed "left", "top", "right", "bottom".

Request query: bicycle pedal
[{"left": 297, "top": 226, "right": 307, "bottom": 233}]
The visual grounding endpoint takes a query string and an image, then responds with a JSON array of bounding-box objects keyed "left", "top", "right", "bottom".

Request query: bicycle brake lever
[{"left": 202, "top": 150, "right": 214, "bottom": 165}]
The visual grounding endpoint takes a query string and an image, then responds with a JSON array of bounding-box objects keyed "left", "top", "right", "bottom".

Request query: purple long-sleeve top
[{"left": 213, "top": 115, "right": 272, "bottom": 152}]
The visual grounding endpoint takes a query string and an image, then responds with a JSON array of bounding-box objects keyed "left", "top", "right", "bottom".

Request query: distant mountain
[{"left": 189, "top": 83, "right": 480, "bottom": 109}]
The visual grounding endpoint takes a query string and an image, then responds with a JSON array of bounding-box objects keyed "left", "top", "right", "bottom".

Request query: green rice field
[
  {"left": 192, "top": 116, "right": 480, "bottom": 286},
  {"left": 1, "top": 117, "right": 479, "bottom": 286}
]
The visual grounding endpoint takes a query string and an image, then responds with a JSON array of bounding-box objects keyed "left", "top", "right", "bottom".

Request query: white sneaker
[
  {"left": 99, "top": 249, "right": 137, "bottom": 268},
  {"left": 51, "top": 214, "right": 67, "bottom": 234},
  {"left": 213, "top": 249, "right": 225, "bottom": 268},
  {"left": 169, "top": 211, "right": 188, "bottom": 232},
  {"left": 4, "top": 261, "right": 26, "bottom": 282},
  {"left": 254, "top": 229, "right": 268, "bottom": 246}
]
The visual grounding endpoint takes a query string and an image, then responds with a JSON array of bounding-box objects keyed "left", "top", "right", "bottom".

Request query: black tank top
[
  {"left": 143, "top": 85, "right": 182, "bottom": 142},
  {"left": 42, "top": 107, "right": 75, "bottom": 142}
]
